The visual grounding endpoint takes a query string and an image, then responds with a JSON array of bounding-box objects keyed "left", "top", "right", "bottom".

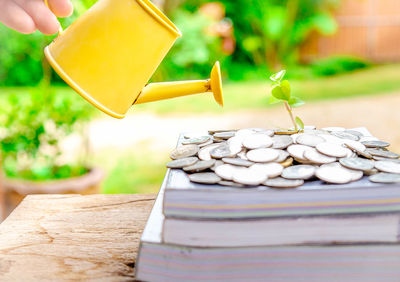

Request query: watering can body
[{"left": 45, "top": 0, "right": 223, "bottom": 119}]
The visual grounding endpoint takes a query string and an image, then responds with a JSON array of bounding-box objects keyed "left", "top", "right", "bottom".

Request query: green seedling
[{"left": 269, "top": 70, "right": 305, "bottom": 132}]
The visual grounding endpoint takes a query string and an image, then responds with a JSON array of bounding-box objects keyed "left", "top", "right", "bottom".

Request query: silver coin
[
  {"left": 367, "top": 149, "right": 400, "bottom": 159},
  {"left": 282, "top": 165, "right": 316, "bottom": 180},
  {"left": 316, "top": 142, "right": 348, "bottom": 158},
  {"left": 322, "top": 127, "right": 345, "bottom": 132},
  {"left": 235, "top": 128, "right": 258, "bottom": 137},
  {"left": 315, "top": 166, "right": 353, "bottom": 184},
  {"left": 198, "top": 143, "right": 221, "bottom": 161},
  {"left": 246, "top": 148, "right": 280, "bottom": 163},
  {"left": 198, "top": 139, "right": 214, "bottom": 148},
  {"left": 331, "top": 131, "right": 360, "bottom": 141},
  {"left": 372, "top": 157, "right": 400, "bottom": 163},
  {"left": 272, "top": 135, "right": 293, "bottom": 149},
  {"left": 275, "top": 150, "right": 290, "bottom": 162},
  {"left": 362, "top": 140, "right": 390, "bottom": 148},
  {"left": 369, "top": 173, "right": 400, "bottom": 184},
  {"left": 166, "top": 157, "right": 198, "bottom": 169},
  {"left": 210, "top": 160, "right": 224, "bottom": 172},
  {"left": 303, "top": 148, "right": 336, "bottom": 164},
  {"left": 210, "top": 144, "right": 236, "bottom": 159},
  {"left": 339, "top": 157, "right": 375, "bottom": 171},
  {"left": 250, "top": 163, "right": 284, "bottom": 178},
  {"left": 263, "top": 177, "right": 304, "bottom": 189},
  {"left": 215, "top": 164, "right": 237, "bottom": 180},
  {"left": 242, "top": 133, "right": 273, "bottom": 149},
  {"left": 222, "top": 158, "right": 254, "bottom": 167},
  {"left": 344, "top": 167, "right": 364, "bottom": 182},
  {"left": 375, "top": 161, "right": 400, "bottom": 174},
  {"left": 232, "top": 168, "right": 268, "bottom": 186},
  {"left": 343, "top": 140, "right": 366, "bottom": 153},
  {"left": 182, "top": 136, "right": 211, "bottom": 145},
  {"left": 344, "top": 130, "right": 364, "bottom": 137},
  {"left": 287, "top": 144, "right": 313, "bottom": 161},
  {"left": 296, "top": 134, "right": 325, "bottom": 147},
  {"left": 170, "top": 144, "right": 199, "bottom": 160},
  {"left": 258, "top": 129, "right": 275, "bottom": 137},
  {"left": 183, "top": 159, "right": 216, "bottom": 173},
  {"left": 218, "top": 180, "right": 245, "bottom": 188},
  {"left": 214, "top": 131, "right": 236, "bottom": 140},
  {"left": 189, "top": 172, "right": 221, "bottom": 184},
  {"left": 359, "top": 136, "right": 379, "bottom": 143}
]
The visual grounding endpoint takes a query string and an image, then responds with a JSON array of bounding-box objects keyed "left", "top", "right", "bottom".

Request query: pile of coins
[{"left": 166, "top": 127, "right": 400, "bottom": 188}]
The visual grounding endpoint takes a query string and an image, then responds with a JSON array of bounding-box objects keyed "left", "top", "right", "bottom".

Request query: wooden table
[{"left": 0, "top": 194, "right": 156, "bottom": 281}]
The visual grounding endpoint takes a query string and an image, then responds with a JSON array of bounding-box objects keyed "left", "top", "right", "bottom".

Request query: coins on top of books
[{"left": 167, "top": 127, "right": 400, "bottom": 187}]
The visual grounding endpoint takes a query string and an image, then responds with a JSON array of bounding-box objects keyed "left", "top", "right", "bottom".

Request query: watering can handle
[{"left": 44, "top": 0, "right": 64, "bottom": 33}]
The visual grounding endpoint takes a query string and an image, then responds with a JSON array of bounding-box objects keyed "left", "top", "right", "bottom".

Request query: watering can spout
[{"left": 134, "top": 62, "right": 224, "bottom": 107}]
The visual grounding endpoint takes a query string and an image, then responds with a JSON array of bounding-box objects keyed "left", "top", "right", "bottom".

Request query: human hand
[{"left": 0, "top": 0, "right": 73, "bottom": 35}]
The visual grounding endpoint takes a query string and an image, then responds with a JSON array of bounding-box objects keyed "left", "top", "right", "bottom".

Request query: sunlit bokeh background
[{"left": 0, "top": 0, "right": 400, "bottom": 216}]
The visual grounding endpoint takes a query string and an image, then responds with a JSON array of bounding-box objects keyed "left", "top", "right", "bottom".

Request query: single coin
[
  {"left": 330, "top": 131, "right": 360, "bottom": 141},
  {"left": 362, "top": 140, "right": 390, "bottom": 148},
  {"left": 369, "top": 173, "right": 400, "bottom": 184},
  {"left": 296, "top": 134, "right": 325, "bottom": 147},
  {"left": 280, "top": 157, "right": 294, "bottom": 168},
  {"left": 359, "top": 136, "right": 379, "bottom": 143},
  {"left": 258, "top": 129, "right": 275, "bottom": 137},
  {"left": 250, "top": 163, "right": 284, "bottom": 178},
  {"left": 166, "top": 157, "right": 198, "bottom": 169},
  {"left": 344, "top": 130, "right": 364, "bottom": 138},
  {"left": 246, "top": 148, "right": 280, "bottom": 163},
  {"left": 182, "top": 136, "right": 211, "bottom": 145},
  {"left": 343, "top": 167, "right": 364, "bottom": 182},
  {"left": 272, "top": 135, "right": 293, "bottom": 149},
  {"left": 183, "top": 159, "right": 216, "bottom": 173},
  {"left": 215, "top": 164, "right": 237, "bottom": 180},
  {"left": 210, "top": 144, "right": 236, "bottom": 159},
  {"left": 222, "top": 158, "right": 254, "bottom": 167},
  {"left": 275, "top": 150, "right": 290, "bottom": 162},
  {"left": 343, "top": 140, "right": 366, "bottom": 153},
  {"left": 375, "top": 161, "right": 400, "bottom": 174},
  {"left": 189, "top": 172, "right": 221, "bottom": 184},
  {"left": 198, "top": 143, "right": 221, "bottom": 161},
  {"left": 198, "top": 139, "right": 213, "bottom": 148},
  {"left": 282, "top": 165, "right": 316, "bottom": 180},
  {"left": 218, "top": 180, "right": 245, "bottom": 188},
  {"left": 263, "top": 177, "right": 304, "bottom": 189},
  {"left": 210, "top": 160, "right": 224, "bottom": 172},
  {"left": 339, "top": 157, "right": 375, "bottom": 171},
  {"left": 303, "top": 148, "right": 336, "bottom": 164},
  {"left": 235, "top": 128, "right": 258, "bottom": 137},
  {"left": 232, "top": 168, "right": 267, "bottom": 186},
  {"left": 322, "top": 127, "right": 345, "bottom": 132},
  {"left": 372, "top": 157, "right": 400, "bottom": 163},
  {"left": 367, "top": 149, "right": 400, "bottom": 159},
  {"left": 364, "top": 168, "right": 379, "bottom": 176},
  {"left": 316, "top": 142, "right": 348, "bottom": 158},
  {"left": 170, "top": 144, "right": 199, "bottom": 160},
  {"left": 242, "top": 133, "right": 273, "bottom": 149},
  {"left": 316, "top": 166, "right": 352, "bottom": 184},
  {"left": 287, "top": 144, "right": 313, "bottom": 161},
  {"left": 214, "top": 131, "right": 236, "bottom": 140}
]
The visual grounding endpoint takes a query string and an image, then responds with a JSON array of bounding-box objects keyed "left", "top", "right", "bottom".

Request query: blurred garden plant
[
  {"left": 269, "top": 70, "right": 305, "bottom": 132},
  {"left": 0, "top": 82, "right": 93, "bottom": 180}
]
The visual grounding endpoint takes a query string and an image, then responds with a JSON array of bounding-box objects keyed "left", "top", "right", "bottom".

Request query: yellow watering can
[{"left": 44, "top": 0, "right": 223, "bottom": 119}]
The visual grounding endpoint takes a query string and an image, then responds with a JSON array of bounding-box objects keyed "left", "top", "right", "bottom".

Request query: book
[{"left": 135, "top": 183, "right": 400, "bottom": 281}]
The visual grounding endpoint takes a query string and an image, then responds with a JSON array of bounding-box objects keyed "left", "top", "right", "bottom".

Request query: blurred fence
[{"left": 301, "top": 0, "right": 400, "bottom": 62}]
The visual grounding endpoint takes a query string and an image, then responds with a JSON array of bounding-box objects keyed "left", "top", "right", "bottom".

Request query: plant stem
[{"left": 284, "top": 101, "right": 298, "bottom": 131}]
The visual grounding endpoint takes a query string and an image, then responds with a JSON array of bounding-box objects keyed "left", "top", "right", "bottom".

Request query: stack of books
[{"left": 135, "top": 135, "right": 400, "bottom": 281}]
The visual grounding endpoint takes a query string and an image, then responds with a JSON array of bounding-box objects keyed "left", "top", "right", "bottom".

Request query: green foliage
[
  {"left": 311, "top": 56, "right": 371, "bottom": 77},
  {"left": 269, "top": 69, "right": 305, "bottom": 131},
  {"left": 0, "top": 83, "right": 94, "bottom": 180}
]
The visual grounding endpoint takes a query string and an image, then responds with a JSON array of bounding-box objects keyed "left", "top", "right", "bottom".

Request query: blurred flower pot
[{"left": 3, "top": 168, "right": 103, "bottom": 217}]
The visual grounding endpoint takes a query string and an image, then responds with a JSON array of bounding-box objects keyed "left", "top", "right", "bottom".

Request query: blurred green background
[{"left": 1, "top": 0, "right": 400, "bottom": 195}]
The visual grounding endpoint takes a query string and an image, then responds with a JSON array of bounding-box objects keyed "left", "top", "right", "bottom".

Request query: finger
[
  {"left": 14, "top": 0, "right": 60, "bottom": 34},
  {"left": 47, "top": 0, "right": 73, "bottom": 17},
  {"left": 0, "top": 0, "right": 36, "bottom": 34}
]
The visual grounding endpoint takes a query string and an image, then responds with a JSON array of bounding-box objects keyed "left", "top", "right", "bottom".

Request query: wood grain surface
[{"left": 0, "top": 194, "right": 156, "bottom": 281}]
